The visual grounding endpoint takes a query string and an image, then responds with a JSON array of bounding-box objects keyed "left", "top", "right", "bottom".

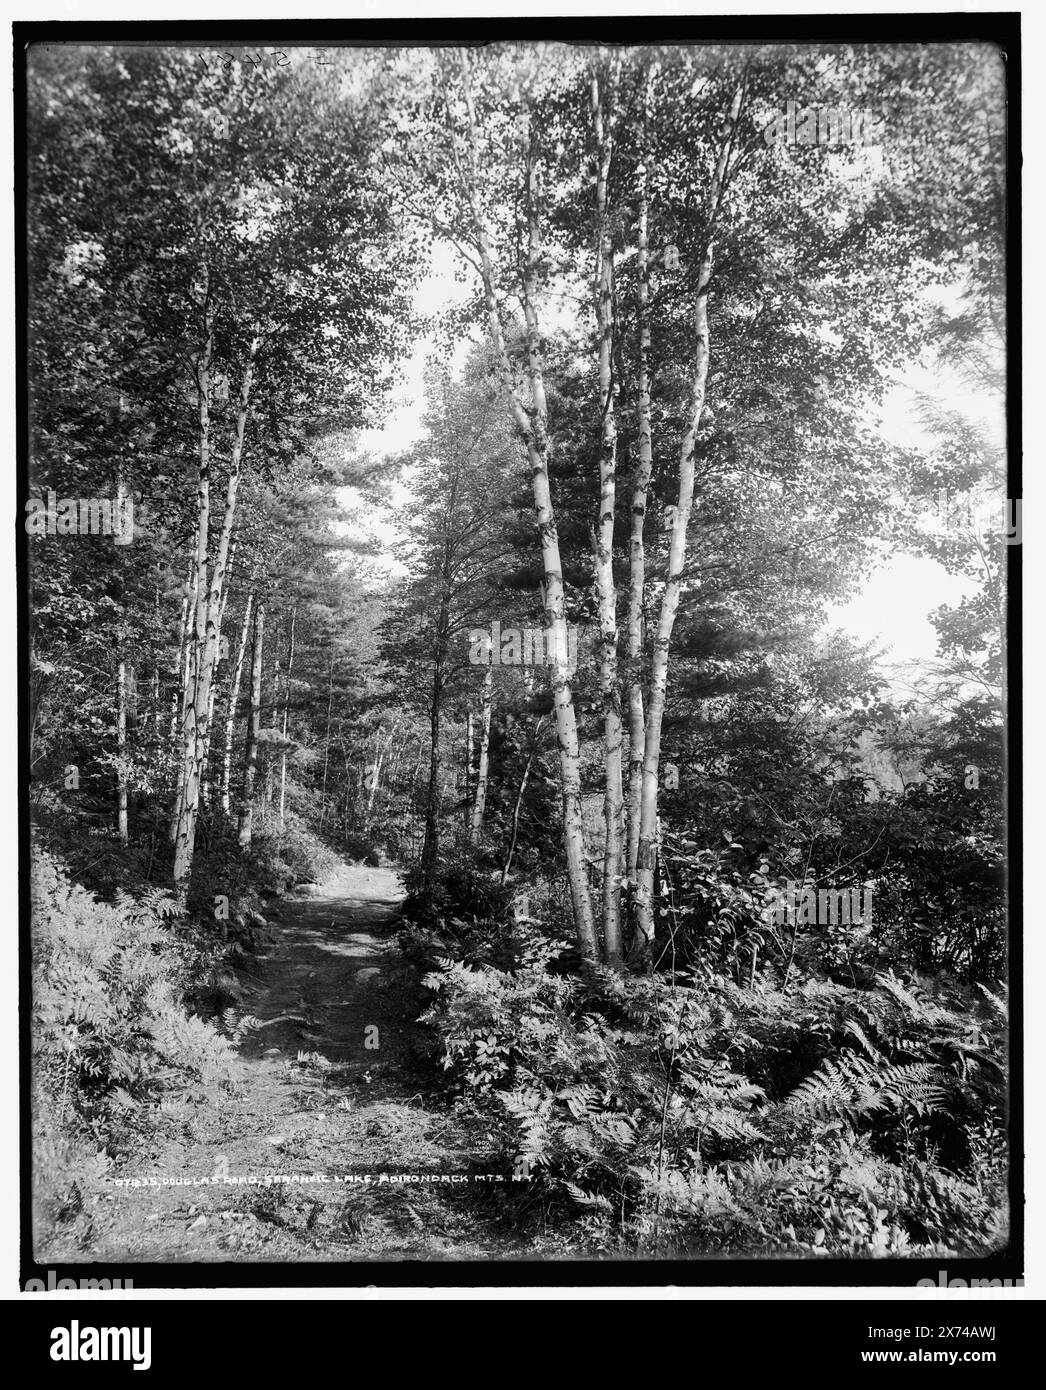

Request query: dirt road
[{"left": 83, "top": 863, "right": 526, "bottom": 1263}]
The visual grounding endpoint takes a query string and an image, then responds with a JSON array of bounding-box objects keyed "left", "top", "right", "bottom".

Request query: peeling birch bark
[
  {"left": 633, "top": 83, "right": 744, "bottom": 952},
  {"left": 455, "top": 52, "right": 599, "bottom": 965}
]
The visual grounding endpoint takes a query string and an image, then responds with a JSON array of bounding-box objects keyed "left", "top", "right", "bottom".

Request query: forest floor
[{"left": 81, "top": 862, "right": 543, "bottom": 1264}]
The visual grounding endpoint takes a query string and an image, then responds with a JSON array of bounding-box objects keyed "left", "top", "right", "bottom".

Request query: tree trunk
[
  {"left": 278, "top": 602, "right": 297, "bottom": 827},
  {"left": 634, "top": 83, "right": 743, "bottom": 952},
  {"left": 238, "top": 600, "right": 264, "bottom": 849},
  {"left": 341, "top": 740, "right": 352, "bottom": 841},
  {"left": 457, "top": 53, "right": 599, "bottom": 965},
  {"left": 201, "top": 540, "right": 235, "bottom": 803},
  {"left": 591, "top": 59, "right": 625, "bottom": 967},
  {"left": 364, "top": 721, "right": 396, "bottom": 831},
  {"left": 385, "top": 740, "right": 403, "bottom": 823},
  {"left": 265, "top": 623, "right": 281, "bottom": 809},
  {"left": 469, "top": 653, "right": 493, "bottom": 846},
  {"left": 152, "top": 575, "right": 162, "bottom": 739},
  {"left": 626, "top": 63, "right": 657, "bottom": 891},
  {"left": 169, "top": 314, "right": 212, "bottom": 861},
  {"left": 222, "top": 590, "right": 254, "bottom": 816},
  {"left": 464, "top": 707, "right": 474, "bottom": 825},
  {"left": 169, "top": 555, "right": 196, "bottom": 836},
  {"left": 319, "top": 651, "right": 335, "bottom": 822},
  {"left": 116, "top": 658, "right": 128, "bottom": 846},
  {"left": 420, "top": 655, "right": 444, "bottom": 890},
  {"left": 173, "top": 319, "right": 258, "bottom": 889},
  {"left": 501, "top": 715, "right": 546, "bottom": 885}
]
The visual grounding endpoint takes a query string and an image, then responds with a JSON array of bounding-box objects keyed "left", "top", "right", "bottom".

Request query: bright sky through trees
[{"left": 353, "top": 240, "right": 993, "bottom": 678}]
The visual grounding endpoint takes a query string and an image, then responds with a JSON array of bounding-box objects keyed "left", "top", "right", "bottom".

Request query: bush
[
  {"left": 344, "top": 831, "right": 382, "bottom": 866},
  {"left": 247, "top": 806, "right": 339, "bottom": 894},
  {"left": 401, "top": 851, "right": 515, "bottom": 934},
  {"left": 415, "top": 928, "right": 1008, "bottom": 1258},
  {"left": 31, "top": 847, "right": 241, "bottom": 1253}
]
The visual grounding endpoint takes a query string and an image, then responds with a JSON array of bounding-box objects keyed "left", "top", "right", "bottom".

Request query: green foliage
[
  {"left": 344, "top": 831, "right": 383, "bottom": 866},
  {"left": 414, "top": 914, "right": 1007, "bottom": 1257},
  {"left": 784, "top": 1053, "right": 947, "bottom": 1122},
  {"left": 31, "top": 847, "right": 241, "bottom": 1251},
  {"left": 247, "top": 807, "right": 339, "bottom": 895},
  {"left": 402, "top": 852, "right": 515, "bottom": 935}
]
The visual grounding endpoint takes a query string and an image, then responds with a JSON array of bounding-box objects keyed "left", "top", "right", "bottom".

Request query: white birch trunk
[
  {"left": 591, "top": 59, "right": 625, "bottom": 967},
  {"left": 117, "top": 658, "right": 128, "bottom": 846},
  {"left": 319, "top": 652, "right": 335, "bottom": 822},
  {"left": 457, "top": 52, "right": 599, "bottom": 965},
  {"left": 201, "top": 541, "right": 235, "bottom": 803},
  {"left": 469, "top": 654, "right": 493, "bottom": 846},
  {"left": 501, "top": 714, "right": 547, "bottom": 885},
  {"left": 173, "top": 322, "right": 258, "bottom": 887},
  {"left": 634, "top": 83, "right": 744, "bottom": 950},
  {"left": 238, "top": 601, "right": 264, "bottom": 849},
  {"left": 278, "top": 602, "right": 297, "bottom": 827},
  {"left": 626, "top": 63, "right": 658, "bottom": 888}
]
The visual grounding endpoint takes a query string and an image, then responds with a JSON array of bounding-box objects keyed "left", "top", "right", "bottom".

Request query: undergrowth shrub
[
  {"left": 415, "top": 916, "right": 1008, "bottom": 1258},
  {"left": 31, "top": 848, "right": 241, "bottom": 1254},
  {"left": 247, "top": 806, "right": 339, "bottom": 894},
  {"left": 344, "top": 831, "right": 382, "bottom": 866},
  {"left": 186, "top": 807, "right": 340, "bottom": 967},
  {"left": 32, "top": 789, "right": 337, "bottom": 950},
  {"left": 401, "top": 851, "right": 516, "bottom": 933},
  {"left": 30, "top": 789, "right": 166, "bottom": 902}
]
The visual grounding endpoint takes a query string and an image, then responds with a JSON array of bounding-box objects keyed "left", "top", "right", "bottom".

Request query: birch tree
[
  {"left": 238, "top": 600, "right": 265, "bottom": 850},
  {"left": 590, "top": 54, "right": 626, "bottom": 966},
  {"left": 447, "top": 49, "right": 601, "bottom": 964},
  {"left": 469, "top": 654, "right": 494, "bottom": 846},
  {"left": 632, "top": 76, "right": 747, "bottom": 950}
]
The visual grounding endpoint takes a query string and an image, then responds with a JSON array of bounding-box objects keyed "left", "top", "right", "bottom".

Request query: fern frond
[{"left": 785, "top": 1052, "right": 948, "bottom": 1122}]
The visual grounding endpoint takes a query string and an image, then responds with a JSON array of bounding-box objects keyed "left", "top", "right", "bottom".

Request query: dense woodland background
[{"left": 28, "top": 42, "right": 1009, "bottom": 1261}]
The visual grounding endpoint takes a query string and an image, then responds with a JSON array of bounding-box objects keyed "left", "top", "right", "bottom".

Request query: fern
[
  {"left": 32, "top": 847, "right": 243, "bottom": 1250},
  {"left": 843, "top": 1018, "right": 882, "bottom": 1060},
  {"left": 786, "top": 1052, "right": 948, "bottom": 1121},
  {"left": 407, "top": 894, "right": 1007, "bottom": 1257}
]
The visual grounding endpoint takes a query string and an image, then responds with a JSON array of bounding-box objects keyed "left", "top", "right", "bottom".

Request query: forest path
[{"left": 90, "top": 862, "right": 527, "bottom": 1263}]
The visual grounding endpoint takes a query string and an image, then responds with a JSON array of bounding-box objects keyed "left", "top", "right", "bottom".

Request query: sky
[
  {"left": 824, "top": 373, "right": 978, "bottom": 674},
  {"left": 825, "top": 345, "right": 1004, "bottom": 677}
]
